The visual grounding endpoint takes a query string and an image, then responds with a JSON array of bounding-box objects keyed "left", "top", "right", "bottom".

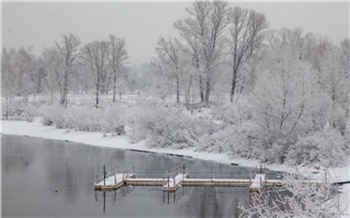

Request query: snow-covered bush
[
  {"left": 287, "top": 127, "right": 347, "bottom": 167},
  {"left": 196, "top": 121, "right": 269, "bottom": 159},
  {"left": 130, "top": 105, "right": 212, "bottom": 149},
  {"left": 211, "top": 98, "right": 251, "bottom": 125},
  {"left": 21, "top": 104, "right": 38, "bottom": 122},
  {"left": 263, "top": 138, "right": 290, "bottom": 164},
  {"left": 99, "top": 105, "right": 126, "bottom": 135},
  {"left": 2, "top": 100, "right": 38, "bottom": 122},
  {"left": 240, "top": 169, "right": 344, "bottom": 218},
  {"left": 39, "top": 106, "right": 54, "bottom": 126},
  {"left": 39, "top": 105, "right": 67, "bottom": 128},
  {"left": 39, "top": 105, "right": 126, "bottom": 134},
  {"left": 65, "top": 108, "right": 101, "bottom": 131}
]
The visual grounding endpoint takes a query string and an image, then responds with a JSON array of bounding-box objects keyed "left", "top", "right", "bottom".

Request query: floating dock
[{"left": 94, "top": 166, "right": 324, "bottom": 193}]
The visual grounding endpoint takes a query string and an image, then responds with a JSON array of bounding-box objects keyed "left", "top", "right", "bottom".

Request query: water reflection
[
  {"left": 1, "top": 135, "right": 37, "bottom": 174},
  {"left": 2, "top": 134, "right": 276, "bottom": 217}
]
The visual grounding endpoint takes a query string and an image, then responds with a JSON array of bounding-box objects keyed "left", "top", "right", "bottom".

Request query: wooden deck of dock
[{"left": 94, "top": 165, "right": 324, "bottom": 193}]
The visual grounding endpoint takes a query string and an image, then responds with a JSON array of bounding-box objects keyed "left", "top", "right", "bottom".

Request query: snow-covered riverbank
[{"left": 1, "top": 119, "right": 349, "bottom": 217}]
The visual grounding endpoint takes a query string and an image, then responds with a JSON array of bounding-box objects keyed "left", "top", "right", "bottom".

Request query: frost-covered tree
[
  {"left": 251, "top": 29, "right": 318, "bottom": 154},
  {"left": 288, "top": 126, "right": 348, "bottom": 167},
  {"left": 174, "top": 1, "right": 230, "bottom": 105},
  {"left": 340, "top": 39, "right": 350, "bottom": 121},
  {"left": 82, "top": 40, "right": 109, "bottom": 108},
  {"left": 2, "top": 48, "right": 17, "bottom": 119},
  {"left": 314, "top": 39, "right": 349, "bottom": 135},
  {"left": 155, "top": 37, "right": 182, "bottom": 103},
  {"left": 175, "top": 16, "right": 204, "bottom": 102},
  {"left": 150, "top": 59, "right": 175, "bottom": 100},
  {"left": 55, "top": 33, "right": 81, "bottom": 107},
  {"left": 108, "top": 35, "right": 128, "bottom": 102},
  {"left": 42, "top": 47, "right": 63, "bottom": 105},
  {"left": 228, "top": 7, "right": 268, "bottom": 102}
]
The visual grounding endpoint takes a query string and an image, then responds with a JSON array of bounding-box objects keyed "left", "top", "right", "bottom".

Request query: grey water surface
[{"left": 2, "top": 134, "right": 277, "bottom": 218}]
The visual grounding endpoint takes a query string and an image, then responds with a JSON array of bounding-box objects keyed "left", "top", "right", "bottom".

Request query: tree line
[
  {"left": 2, "top": 33, "right": 128, "bottom": 110},
  {"left": 2, "top": 1, "right": 349, "bottom": 127},
  {"left": 153, "top": 1, "right": 348, "bottom": 108},
  {"left": 153, "top": 2, "right": 269, "bottom": 106}
]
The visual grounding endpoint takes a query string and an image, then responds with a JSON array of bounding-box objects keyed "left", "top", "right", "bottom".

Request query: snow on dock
[
  {"left": 162, "top": 173, "right": 188, "bottom": 192},
  {"left": 95, "top": 172, "right": 135, "bottom": 191},
  {"left": 94, "top": 166, "right": 328, "bottom": 193},
  {"left": 249, "top": 174, "right": 266, "bottom": 192}
]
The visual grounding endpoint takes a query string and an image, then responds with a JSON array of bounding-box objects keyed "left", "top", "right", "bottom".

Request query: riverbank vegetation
[{"left": 2, "top": 1, "right": 349, "bottom": 169}]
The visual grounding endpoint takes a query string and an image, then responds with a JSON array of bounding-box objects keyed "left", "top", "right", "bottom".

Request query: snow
[
  {"left": 163, "top": 173, "right": 184, "bottom": 188},
  {"left": 1, "top": 118, "right": 349, "bottom": 217},
  {"left": 185, "top": 178, "right": 250, "bottom": 182},
  {"left": 250, "top": 174, "right": 265, "bottom": 188},
  {"left": 96, "top": 173, "right": 124, "bottom": 186},
  {"left": 127, "top": 178, "right": 163, "bottom": 182}
]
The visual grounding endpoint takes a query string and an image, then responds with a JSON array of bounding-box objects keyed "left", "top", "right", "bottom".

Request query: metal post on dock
[
  {"left": 168, "top": 170, "right": 170, "bottom": 187},
  {"left": 133, "top": 166, "right": 135, "bottom": 176},
  {"left": 103, "top": 165, "right": 106, "bottom": 186},
  {"left": 212, "top": 167, "right": 214, "bottom": 181}
]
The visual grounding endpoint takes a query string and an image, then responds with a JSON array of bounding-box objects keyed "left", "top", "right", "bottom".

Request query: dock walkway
[{"left": 94, "top": 165, "right": 325, "bottom": 193}]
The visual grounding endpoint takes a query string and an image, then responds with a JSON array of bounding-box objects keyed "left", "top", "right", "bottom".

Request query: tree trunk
[
  {"left": 230, "top": 69, "right": 238, "bottom": 103},
  {"left": 96, "top": 71, "right": 101, "bottom": 108},
  {"left": 185, "top": 74, "right": 192, "bottom": 111},
  {"left": 96, "top": 84, "right": 99, "bottom": 108},
  {"left": 50, "top": 90, "right": 53, "bottom": 106},
  {"left": 113, "top": 69, "right": 117, "bottom": 103},
  {"left": 5, "top": 95, "right": 9, "bottom": 120},
  {"left": 205, "top": 74, "right": 210, "bottom": 105},
  {"left": 199, "top": 74, "right": 204, "bottom": 103},
  {"left": 176, "top": 76, "right": 180, "bottom": 104},
  {"left": 60, "top": 92, "right": 65, "bottom": 107},
  {"left": 61, "top": 70, "right": 69, "bottom": 107}
]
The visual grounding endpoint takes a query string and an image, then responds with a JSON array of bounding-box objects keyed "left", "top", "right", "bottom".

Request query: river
[{"left": 2, "top": 134, "right": 279, "bottom": 217}]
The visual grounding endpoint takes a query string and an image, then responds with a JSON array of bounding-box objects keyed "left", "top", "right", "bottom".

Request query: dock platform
[{"left": 94, "top": 165, "right": 324, "bottom": 193}]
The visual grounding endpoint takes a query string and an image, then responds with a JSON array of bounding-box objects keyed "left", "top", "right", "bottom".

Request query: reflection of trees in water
[
  {"left": 174, "top": 187, "right": 223, "bottom": 217},
  {"left": 43, "top": 143, "right": 80, "bottom": 203},
  {"left": 175, "top": 187, "right": 247, "bottom": 218},
  {"left": 2, "top": 135, "right": 37, "bottom": 174},
  {"left": 42, "top": 141, "right": 130, "bottom": 203}
]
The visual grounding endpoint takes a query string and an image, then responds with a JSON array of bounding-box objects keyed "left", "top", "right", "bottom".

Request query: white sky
[{"left": 2, "top": 2, "right": 349, "bottom": 65}]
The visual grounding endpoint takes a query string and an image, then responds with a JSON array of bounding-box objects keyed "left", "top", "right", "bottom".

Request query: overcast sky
[{"left": 2, "top": 2, "right": 349, "bottom": 65}]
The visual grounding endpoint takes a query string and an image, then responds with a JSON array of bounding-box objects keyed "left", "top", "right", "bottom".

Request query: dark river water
[{"left": 1, "top": 134, "right": 277, "bottom": 218}]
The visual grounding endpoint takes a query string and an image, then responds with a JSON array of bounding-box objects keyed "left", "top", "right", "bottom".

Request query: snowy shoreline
[
  {"left": 1, "top": 119, "right": 264, "bottom": 168},
  {"left": 1, "top": 119, "right": 349, "bottom": 217}
]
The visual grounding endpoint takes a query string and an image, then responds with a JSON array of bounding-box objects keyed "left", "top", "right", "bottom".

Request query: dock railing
[
  {"left": 95, "top": 165, "right": 136, "bottom": 186},
  {"left": 162, "top": 164, "right": 190, "bottom": 187}
]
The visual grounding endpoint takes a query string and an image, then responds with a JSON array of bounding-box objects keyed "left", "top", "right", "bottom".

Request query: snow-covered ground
[{"left": 1, "top": 119, "right": 349, "bottom": 217}]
